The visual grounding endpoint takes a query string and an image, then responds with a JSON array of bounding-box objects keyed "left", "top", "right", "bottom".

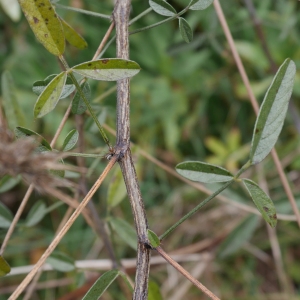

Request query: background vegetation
[{"left": 0, "top": 0, "right": 300, "bottom": 299}]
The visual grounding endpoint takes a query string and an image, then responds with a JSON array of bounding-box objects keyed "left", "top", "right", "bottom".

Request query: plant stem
[
  {"left": 59, "top": 56, "right": 112, "bottom": 150},
  {"left": 160, "top": 180, "right": 233, "bottom": 241},
  {"left": 55, "top": 4, "right": 111, "bottom": 19}
]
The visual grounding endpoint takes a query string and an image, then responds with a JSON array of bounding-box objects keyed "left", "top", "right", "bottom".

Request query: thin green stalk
[
  {"left": 55, "top": 4, "right": 111, "bottom": 19},
  {"left": 159, "top": 180, "right": 233, "bottom": 241},
  {"left": 235, "top": 160, "right": 251, "bottom": 178},
  {"left": 129, "top": 7, "right": 153, "bottom": 25},
  {"left": 59, "top": 56, "right": 112, "bottom": 150},
  {"left": 65, "top": 152, "right": 105, "bottom": 158}
]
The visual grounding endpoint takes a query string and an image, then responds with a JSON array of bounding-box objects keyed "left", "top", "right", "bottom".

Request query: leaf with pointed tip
[
  {"left": 0, "top": 202, "right": 13, "bottom": 229},
  {"left": 46, "top": 252, "right": 75, "bottom": 272},
  {"left": 82, "top": 270, "right": 119, "bottom": 300},
  {"left": 15, "top": 126, "right": 52, "bottom": 152},
  {"left": 33, "top": 74, "right": 75, "bottom": 99},
  {"left": 147, "top": 229, "right": 160, "bottom": 248},
  {"left": 243, "top": 179, "right": 277, "bottom": 228},
  {"left": 0, "top": 0, "right": 21, "bottom": 22},
  {"left": 179, "top": 17, "right": 193, "bottom": 43},
  {"left": 0, "top": 256, "right": 11, "bottom": 277},
  {"left": 62, "top": 129, "right": 79, "bottom": 151},
  {"left": 1, "top": 71, "right": 26, "bottom": 130},
  {"left": 71, "top": 81, "right": 91, "bottom": 115},
  {"left": 72, "top": 59, "right": 141, "bottom": 81},
  {"left": 0, "top": 175, "right": 21, "bottom": 193},
  {"left": 250, "top": 59, "right": 296, "bottom": 164},
  {"left": 60, "top": 17, "right": 88, "bottom": 49},
  {"left": 109, "top": 217, "right": 137, "bottom": 250},
  {"left": 25, "top": 200, "right": 47, "bottom": 227},
  {"left": 18, "top": 0, "right": 65, "bottom": 56},
  {"left": 34, "top": 71, "right": 67, "bottom": 118},
  {"left": 148, "top": 281, "right": 163, "bottom": 300},
  {"left": 189, "top": 0, "right": 214, "bottom": 10},
  {"left": 176, "top": 161, "right": 234, "bottom": 183},
  {"left": 149, "top": 0, "right": 177, "bottom": 16}
]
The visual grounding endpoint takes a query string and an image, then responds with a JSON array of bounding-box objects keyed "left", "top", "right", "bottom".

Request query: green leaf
[
  {"left": 0, "top": 202, "right": 13, "bottom": 228},
  {"left": 149, "top": 0, "right": 177, "bottom": 16},
  {"left": 60, "top": 17, "right": 88, "bottom": 49},
  {"left": 34, "top": 71, "right": 67, "bottom": 118},
  {"left": 15, "top": 126, "right": 52, "bottom": 152},
  {"left": 147, "top": 229, "right": 160, "bottom": 248},
  {"left": 107, "top": 168, "right": 127, "bottom": 209},
  {"left": 25, "top": 200, "right": 47, "bottom": 227},
  {"left": 62, "top": 129, "right": 79, "bottom": 151},
  {"left": 189, "top": 0, "right": 214, "bottom": 10},
  {"left": 82, "top": 270, "right": 119, "bottom": 300},
  {"left": 217, "top": 215, "right": 259, "bottom": 258},
  {"left": 0, "top": 256, "right": 11, "bottom": 277},
  {"left": 72, "top": 59, "right": 141, "bottom": 81},
  {"left": 250, "top": 59, "right": 296, "bottom": 164},
  {"left": 176, "top": 161, "right": 234, "bottom": 183},
  {"left": 179, "top": 17, "right": 193, "bottom": 43},
  {"left": 18, "top": 0, "right": 65, "bottom": 56},
  {"left": 46, "top": 251, "right": 75, "bottom": 272},
  {"left": 148, "top": 281, "right": 163, "bottom": 300},
  {"left": 71, "top": 81, "right": 91, "bottom": 115},
  {"left": 109, "top": 217, "right": 137, "bottom": 250},
  {"left": 1, "top": 70, "right": 26, "bottom": 130},
  {"left": 32, "top": 74, "right": 75, "bottom": 99},
  {"left": 0, "top": 175, "right": 21, "bottom": 193},
  {"left": 243, "top": 179, "right": 277, "bottom": 228}
]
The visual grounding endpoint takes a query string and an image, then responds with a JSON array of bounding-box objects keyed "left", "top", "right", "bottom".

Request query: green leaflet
[
  {"left": 243, "top": 179, "right": 277, "bottom": 228},
  {"left": 82, "top": 270, "right": 119, "bottom": 300},
  {"left": 46, "top": 251, "right": 75, "bottom": 272},
  {"left": 149, "top": 0, "right": 177, "bottom": 17},
  {"left": 176, "top": 161, "right": 234, "bottom": 183},
  {"left": 60, "top": 17, "right": 88, "bottom": 49},
  {"left": 250, "top": 59, "right": 296, "bottom": 164},
  {"left": 189, "top": 0, "right": 214, "bottom": 10},
  {"left": 72, "top": 59, "right": 141, "bottom": 81},
  {"left": 0, "top": 202, "right": 13, "bottom": 229},
  {"left": 179, "top": 17, "right": 193, "bottom": 43},
  {"left": 62, "top": 129, "right": 79, "bottom": 151},
  {"left": 0, "top": 256, "right": 11, "bottom": 277},
  {"left": 18, "top": 0, "right": 65, "bottom": 56},
  {"left": 147, "top": 229, "right": 160, "bottom": 248},
  {"left": 25, "top": 200, "right": 47, "bottom": 227},
  {"left": 34, "top": 71, "right": 67, "bottom": 118},
  {"left": 71, "top": 81, "right": 91, "bottom": 115}
]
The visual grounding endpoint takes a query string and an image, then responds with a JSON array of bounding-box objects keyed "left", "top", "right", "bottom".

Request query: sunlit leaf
[
  {"left": 0, "top": 202, "right": 13, "bottom": 228},
  {"left": 72, "top": 59, "right": 141, "bottom": 81},
  {"left": 189, "top": 0, "right": 214, "bottom": 10},
  {"left": 46, "top": 251, "right": 75, "bottom": 272},
  {"left": 0, "top": 175, "right": 21, "bottom": 193},
  {"left": 0, "top": 0, "right": 21, "bottom": 21},
  {"left": 82, "top": 270, "right": 119, "bottom": 300},
  {"left": 176, "top": 161, "right": 234, "bottom": 183},
  {"left": 15, "top": 126, "right": 52, "bottom": 152},
  {"left": 107, "top": 168, "right": 127, "bottom": 209},
  {"left": 0, "top": 256, "right": 11, "bottom": 277},
  {"left": 71, "top": 81, "right": 91, "bottom": 115},
  {"left": 62, "top": 129, "right": 79, "bottom": 151},
  {"left": 250, "top": 59, "right": 296, "bottom": 164},
  {"left": 149, "top": 0, "right": 177, "bottom": 16},
  {"left": 243, "top": 179, "right": 277, "bottom": 228},
  {"left": 147, "top": 229, "right": 160, "bottom": 248},
  {"left": 60, "top": 17, "right": 88, "bottom": 49},
  {"left": 148, "top": 281, "right": 163, "bottom": 300},
  {"left": 179, "top": 17, "right": 193, "bottom": 43},
  {"left": 32, "top": 74, "right": 75, "bottom": 99},
  {"left": 109, "top": 217, "right": 137, "bottom": 250},
  {"left": 25, "top": 200, "right": 47, "bottom": 227},
  {"left": 1, "top": 71, "right": 26, "bottom": 130},
  {"left": 218, "top": 215, "right": 259, "bottom": 258},
  {"left": 18, "top": 0, "right": 65, "bottom": 56},
  {"left": 34, "top": 71, "right": 67, "bottom": 118}
]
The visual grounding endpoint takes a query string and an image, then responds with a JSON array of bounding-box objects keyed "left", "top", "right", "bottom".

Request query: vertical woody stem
[{"left": 113, "top": 1, "right": 151, "bottom": 299}]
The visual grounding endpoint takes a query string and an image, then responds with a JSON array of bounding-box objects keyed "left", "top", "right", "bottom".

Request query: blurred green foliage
[{"left": 1, "top": 0, "right": 300, "bottom": 299}]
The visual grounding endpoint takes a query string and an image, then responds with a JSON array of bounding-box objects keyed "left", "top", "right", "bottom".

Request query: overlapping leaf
[
  {"left": 176, "top": 161, "right": 234, "bottom": 183},
  {"left": 243, "top": 179, "right": 277, "bottom": 228},
  {"left": 46, "top": 252, "right": 75, "bottom": 272},
  {"left": 149, "top": 0, "right": 177, "bottom": 16},
  {"left": 72, "top": 59, "right": 141, "bottom": 81},
  {"left": 0, "top": 256, "right": 11, "bottom": 277},
  {"left": 34, "top": 71, "right": 67, "bottom": 118},
  {"left": 62, "top": 129, "right": 79, "bottom": 151},
  {"left": 25, "top": 200, "right": 47, "bottom": 227},
  {"left": 71, "top": 81, "right": 91, "bottom": 115},
  {"left": 250, "top": 59, "right": 296, "bottom": 164},
  {"left": 189, "top": 0, "right": 214, "bottom": 10},
  {"left": 0, "top": 202, "right": 13, "bottom": 229},
  {"left": 18, "top": 0, "right": 65, "bottom": 56},
  {"left": 179, "top": 17, "right": 193, "bottom": 43}
]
